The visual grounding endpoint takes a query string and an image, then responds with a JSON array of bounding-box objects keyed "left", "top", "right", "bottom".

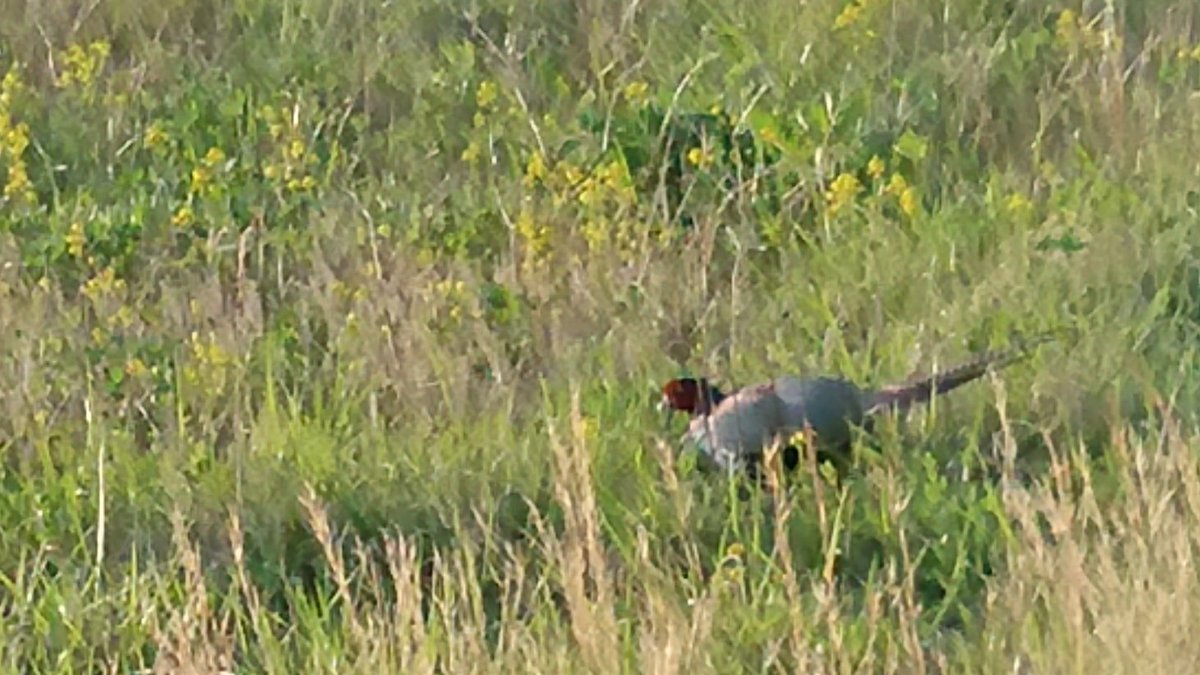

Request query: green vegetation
[{"left": 2, "top": 0, "right": 1200, "bottom": 671}]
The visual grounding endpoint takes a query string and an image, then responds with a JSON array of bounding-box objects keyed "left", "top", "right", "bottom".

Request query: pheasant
[{"left": 659, "top": 336, "right": 1051, "bottom": 479}]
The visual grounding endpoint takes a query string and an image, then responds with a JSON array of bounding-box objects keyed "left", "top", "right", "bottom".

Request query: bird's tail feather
[{"left": 863, "top": 330, "right": 1058, "bottom": 415}]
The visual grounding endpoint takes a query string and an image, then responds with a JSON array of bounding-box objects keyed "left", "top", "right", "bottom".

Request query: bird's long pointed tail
[{"left": 863, "top": 330, "right": 1059, "bottom": 416}]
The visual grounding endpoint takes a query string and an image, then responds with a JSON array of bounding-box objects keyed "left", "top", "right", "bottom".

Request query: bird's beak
[{"left": 657, "top": 397, "right": 675, "bottom": 428}]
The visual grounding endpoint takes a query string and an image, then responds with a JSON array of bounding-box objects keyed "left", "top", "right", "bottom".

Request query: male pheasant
[{"left": 659, "top": 336, "right": 1050, "bottom": 478}]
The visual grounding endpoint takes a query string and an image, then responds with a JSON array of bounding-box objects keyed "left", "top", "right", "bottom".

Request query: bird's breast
[{"left": 685, "top": 391, "right": 784, "bottom": 468}]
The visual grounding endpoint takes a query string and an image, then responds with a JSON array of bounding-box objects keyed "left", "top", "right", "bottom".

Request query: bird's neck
[{"left": 696, "top": 383, "right": 726, "bottom": 415}]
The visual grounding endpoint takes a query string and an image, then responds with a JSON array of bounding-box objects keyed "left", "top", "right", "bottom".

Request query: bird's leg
[
  {"left": 781, "top": 444, "right": 801, "bottom": 472},
  {"left": 742, "top": 440, "right": 806, "bottom": 498}
]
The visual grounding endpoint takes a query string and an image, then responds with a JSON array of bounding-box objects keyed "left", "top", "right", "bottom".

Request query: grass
[{"left": 1, "top": 0, "right": 1200, "bottom": 671}]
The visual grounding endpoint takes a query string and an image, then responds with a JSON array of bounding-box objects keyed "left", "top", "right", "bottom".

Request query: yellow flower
[
  {"left": 5, "top": 122, "right": 30, "bottom": 156},
  {"left": 184, "top": 331, "right": 235, "bottom": 395},
  {"left": 203, "top": 146, "right": 226, "bottom": 167},
  {"left": 581, "top": 217, "right": 609, "bottom": 252},
  {"left": 82, "top": 266, "right": 125, "bottom": 299},
  {"left": 1, "top": 68, "right": 25, "bottom": 106},
  {"left": 125, "top": 358, "right": 148, "bottom": 378},
  {"left": 1005, "top": 192, "right": 1033, "bottom": 218},
  {"left": 475, "top": 80, "right": 499, "bottom": 110},
  {"left": 560, "top": 162, "right": 583, "bottom": 186},
  {"left": 515, "top": 207, "right": 550, "bottom": 259},
  {"left": 622, "top": 80, "right": 648, "bottom": 103},
  {"left": 288, "top": 139, "right": 306, "bottom": 161},
  {"left": 885, "top": 172, "right": 908, "bottom": 197},
  {"left": 899, "top": 186, "right": 919, "bottom": 217},
  {"left": 56, "top": 40, "right": 110, "bottom": 90},
  {"left": 1055, "top": 10, "right": 1079, "bottom": 48},
  {"left": 719, "top": 565, "right": 744, "bottom": 585},
  {"left": 256, "top": 104, "right": 279, "bottom": 124},
  {"left": 110, "top": 304, "right": 134, "bottom": 328},
  {"left": 143, "top": 122, "right": 168, "bottom": 150},
  {"left": 598, "top": 160, "right": 635, "bottom": 203},
  {"left": 172, "top": 205, "right": 194, "bottom": 228},
  {"left": 191, "top": 331, "right": 232, "bottom": 367},
  {"left": 461, "top": 140, "right": 481, "bottom": 164},
  {"left": 66, "top": 221, "right": 86, "bottom": 258},
  {"left": 825, "top": 172, "right": 862, "bottom": 214},
  {"left": 90, "top": 41, "right": 111, "bottom": 61},
  {"left": 4, "top": 160, "right": 33, "bottom": 202},
  {"left": 523, "top": 151, "right": 547, "bottom": 187},
  {"left": 867, "top": 155, "right": 886, "bottom": 180},
  {"left": 788, "top": 429, "right": 814, "bottom": 448},
  {"left": 190, "top": 166, "right": 211, "bottom": 194},
  {"left": 834, "top": 1, "right": 865, "bottom": 29},
  {"left": 577, "top": 176, "right": 602, "bottom": 207},
  {"left": 716, "top": 542, "right": 747, "bottom": 589},
  {"left": 686, "top": 146, "right": 713, "bottom": 169}
]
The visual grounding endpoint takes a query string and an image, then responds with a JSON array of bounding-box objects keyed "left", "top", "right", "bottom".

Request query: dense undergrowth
[{"left": 2, "top": 0, "right": 1200, "bottom": 672}]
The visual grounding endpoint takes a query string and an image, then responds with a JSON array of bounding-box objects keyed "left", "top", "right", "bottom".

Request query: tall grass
[{"left": 1, "top": 0, "right": 1199, "bottom": 671}]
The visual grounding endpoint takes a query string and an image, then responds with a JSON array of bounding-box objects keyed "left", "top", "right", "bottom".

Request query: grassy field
[{"left": 2, "top": 0, "right": 1200, "bottom": 672}]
